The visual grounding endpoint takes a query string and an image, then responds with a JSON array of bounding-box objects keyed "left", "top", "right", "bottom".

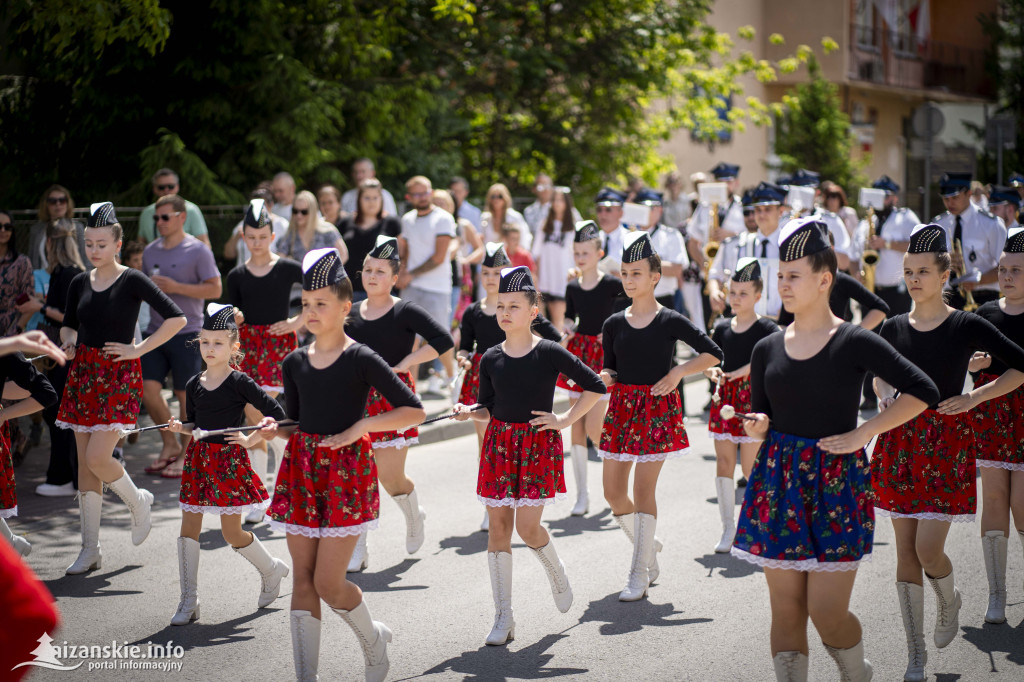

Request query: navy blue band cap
[
  {"left": 622, "top": 230, "right": 655, "bottom": 264},
  {"left": 872, "top": 175, "right": 900, "bottom": 194},
  {"left": 1009, "top": 172, "right": 1024, "bottom": 188},
  {"left": 710, "top": 162, "right": 739, "bottom": 180},
  {"left": 595, "top": 188, "right": 626, "bottom": 206},
  {"left": 367, "top": 235, "right": 400, "bottom": 261},
  {"left": 634, "top": 189, "right": 664, "bottom": 206},
  {"left": 732, "top": 257, "right": 761, "bottom": 282},
  {"left": 788, "top": 169, "right": 821, "bottom": 188},
  {"left": 939, "top": 171, "right": 972, "bottom": 197},
  {"left": 907, "top": 223, "right": 948, "bottom": 254},
  {"left": 301, "top": 248, "right": 347, "bottom": 290},
  {"left": 203, "top": 303, "right": 237, "bottom": 331},
  {"left": 988, "top": 186, "right": 1021, "bottom": 208},
  {"left": 482, "top": 242, "right": 511, "bottom": 268},
  {"left": 88, "top": 202, "right": 118, "bottom": 228},
  {"left": 778, "top": 217, "right": 832, "bottom": 262},
  {"left": 498, "top": 266, "right": 536, "bottom": 293},
  {"left": 574, "top": 220, "right": 602, "bottom": 244},
  {"left": 243, "top": 199, "right": 273, "bottom": 230},
  {"left": 750, "top": 181, "right": 787, "bottom": 206},
  {"left": 1004, "top": 226, "right": 1024, "bottom": 254}
]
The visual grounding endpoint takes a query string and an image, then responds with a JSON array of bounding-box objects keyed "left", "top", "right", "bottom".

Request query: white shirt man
[
  {"left": 934, "top": 173, "right": 1007, "bottom": 298},
  {"left": 636, "top": 190, "right": 688, "bottom": 302},
  {"left": 593, "top": 188, "right": 629, "bottom": 276},
  {"left": 341, "top": 158, "right": 397, "bottom": 216},
  {"left": 271, "top": 172, "right": 296, "bottom": 221}
]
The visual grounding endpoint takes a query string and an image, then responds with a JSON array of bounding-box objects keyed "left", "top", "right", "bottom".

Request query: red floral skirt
[
  {"left": 972, "top": 372, "right": 1024, "bottom": 471},
  {"left": 555, "top": 334, "right": 607, "bottom": 400},
  {"left": 365, "top": 372, "right": 418, "bottom": 449},
  {"left": 56, "top": 344, "right": 143, "bottom": 432},
  {"left": 477, "top": 420, "right": 566, "bottom": 507},
  {"left": 598, "top": 383, "right": 690, "bottom": 462},
  {"left": 179, "top": 440, "right": 271, "bottom": 515},
  {"left": 268, "top": 430, "right": 379, "bottom": 537},
  {"left": 0, "top": 423, "right": 16, "bottom": 518},
  {"left": 871, "top": 409, "right": 977, "bottom": 522},
  {"left": 457, "top": 352, "right": 483, "bottom": 405},
  {"left": 708, "top": 376, "right": 758, "bottom": 443},
  {"left": 239, "top": 324, "right": 296, "bottom": 393}
]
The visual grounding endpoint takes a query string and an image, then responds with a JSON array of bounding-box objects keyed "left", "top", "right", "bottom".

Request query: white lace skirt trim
[
  {"left": 597, "top": 447, "right": 689, "bottom": 463},
  {"left": 258, "top": 385, "right": 284, "bottom": 394},
  {"left": 267, "top": 518, "right": 379, "bottom": 538},
  {"left": 559, "top": 387, "right": 609, "bottom": 402},
  {"left": 0, "top": 506, "right": 18, "bottom": 519},
  {"left": 977, "top": 459, "right": 1024, "bottom": 472},
  {"left": 875, "top": 508, "right": 975, "bottom": 523},
  {"left": 56, "top": 420, "right": 135, "bottom": 433},
  {"left": 730, "top": 546, "right": 870, "bottom": 572},
  {"left": 371, "top": 437, "right": 419, "bottom": 450},
  {"left": 711, "top": 432, "right": 761, "bottom": 444},
  {"left": 477, "top": 492, "right": 569, "bottom": 508},
  {"left": 179, "top": 500, "right": 270, "bottom": 516}
]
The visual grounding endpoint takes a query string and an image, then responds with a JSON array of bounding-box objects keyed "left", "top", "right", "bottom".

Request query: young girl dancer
[
  {"left": 226, "top": 199, "right": 303, "bottom": 522},
  {"left": 257, "top": 248, "right": 424, "bottom": 682},
  {"left": 731, "top": 217, "right": 939, "bottom": 682},
  {"left": 971, "top": 226, "right": 1024, "bottom": 625},
  {"left": 704, "top": 258, "right": 778, "bottom": 553},
  {"left": 456, "top": 242, "right": 562, "bottom": 530},
  {"left": 164, "top": 304, "right": 291, "bottom": 626},
  {"left": 0, "top": 352, "right": 58, "bottom": 556},
  {"left": 453, "top": 265, "right": 605, "bottom": 645},
  {"left": 58, "top": 203, "right": 187, "bottom": 575},
  {"left": 599, "top": 231, "right": 723, "bottom": 601},
  {"left": 346, "top": 235, "right": 454, "bottom": 571},
  {"left": 557, "top": 221, "right": 623, "bottom": 516},
  {"left": 871, "top": 223, "right": 1024, "bottom": 680}
]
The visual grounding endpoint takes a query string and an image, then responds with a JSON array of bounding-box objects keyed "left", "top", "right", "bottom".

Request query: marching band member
[
  {"left": 687, "top": 163, "right": 745, "bottom": 245},
  {"left": 165, "top": 304, "right": 290, "bottom": 626},
  {"left": 988, "top": 185, "right": 1021, "bottom": 231},
  {"left": 871, "top": 223, "right": 1024, "bottom": 681},
  {"left": 863, "top": 175, "right": 920, "bottom": 315},
  {"left": 600, "top": 231, "right": 722, "bottom": 601},
  {"left": 453, "top": 265, "right": 604, "bottom": 645},
  {"left": 635, "top": 190, "right": 688, "bottom": 309},
  {"left": 346, "top": 235, "right": 454, "bottom": 570},
  {"left": 705, "top": 258, "right": 778, "bottom": 553},
  {"left": 58, "top": 202, "right": 187, "bottom": 575},
  {"left": 593, "top": 188, "right": 629, "bottom": 278},
  {"left": 258, "top": 248, "right": 424, "bottom": 682},
  {"left": 732, "top": 216, "right": 938, "bottom": 682}
]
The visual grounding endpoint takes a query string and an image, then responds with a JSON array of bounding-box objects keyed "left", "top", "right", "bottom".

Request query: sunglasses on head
[
  {"left": 47, "top": 196, "right": 68, "bottom": 205},
  {"left": 154, "top": 212, "right": 182, "bottom": 222},
  {"left": 156, "top": 184, "right": 177, "bottom": 191},
  {"left": 293, "top": 208, "right": 310, "bottom": 216}
]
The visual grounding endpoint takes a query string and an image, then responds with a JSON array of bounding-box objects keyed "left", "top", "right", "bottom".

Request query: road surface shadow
[
  {"left": 196, "top": 523, "right": 276, "bottom": 551},
  {"left": 577, "top": 593, "right": 713, "bottom": 636},
  {"left": 961, "top": 616, "right": 1024, "bottom": 670},
  {"left": 349, "top": 558, "right": 427, "bottom": 592},
  {"left": 693, "top": 552, "right": 760, "bottom": 579},
  {"left": 44, "top": 565, "right": 145, "bottom": 599},
  {"left": 131, "top": 610, "right": 268, "bottom": 650},
  {"left": 414, "top": 632, "right": 586, "bottom": 680},
  {"left": 545, "top": 508, "right": 616, "bottom": 539},
  {"left": 435, "top": 530, "right": 490, "bottom": 557}
]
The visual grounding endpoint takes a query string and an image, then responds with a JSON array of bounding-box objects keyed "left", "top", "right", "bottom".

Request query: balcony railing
[{"left": 849, "top": 24, "right": 995, "bottom": 100}]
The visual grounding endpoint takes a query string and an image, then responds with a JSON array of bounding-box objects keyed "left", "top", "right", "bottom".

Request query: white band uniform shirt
[
  {"left": 933, "top": 202, "right": 1007, "bottom": 294},
  {"left": 708, "top": 230, "right": 782, "bottom": 318},
  {"left": 687, "top": 195, "right": 745, "bottom": 246}
]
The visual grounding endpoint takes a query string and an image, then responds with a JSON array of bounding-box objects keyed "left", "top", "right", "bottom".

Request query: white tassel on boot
[
  {"left": 332, "top": 600, "right": 392, "bottom": 682},
  {"left": 824, "top": 640, "right": 873, "bottom": 682},
  {"left": 347, "top": 532, "right": 369, "bottom": 573},
  {"left": 982, "top": 530, "right": 1008, "bottom": 624},
  {"left": 772, "top": 651, "right": 808, "bottom": 682},
  {"left": 486, "top": 551, "right": 515, "bottom": 645},
  {"left": 614, "top": 512, "right": 662, "bottom": 583},
  {"left": 106, "top": 471, "right": 154, "bottom": 545},
  {"left": 245, "top": 447, "right": 269, "bottom": 523},
  {"left": 926, "top": 569, "right": 962, "bottom": 648},
  {"left": 66, "top": 490, "right": 103, "bottom": 575},
  {"left": 569, "top": 444, "right": 589, "bottom": 517},
  {"left": 619, "top": 513, "right": 656, "bottom": 601},
  {"left": 714, "top": 476, "right": 736, "bottom": 553},
  {"left": 391, "top": 489, "right": 426, "bottom": 554},
  {"left": 529, "top": 541, "right": 573, "bottom": 612},
  {"left": 171, "top": 537, "right": 201, "bottom": 625},
  {"left": 0, "top": 518, "right": 31, "bottom": 557},
  {"left": 290, "top": 610, "right": 321, "bottom": 682},
  {"left": 896, "top": 581, "right": 927, "bottom": 682},
  {"left": 233, "top": 534, "right": 290, "bottom": 608}
]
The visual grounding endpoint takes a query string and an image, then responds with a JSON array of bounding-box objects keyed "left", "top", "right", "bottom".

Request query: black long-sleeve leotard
[
  {"left": 459, "top": 301, "right": 561, "bottom": 355},
  {"left": 185, "top": 370, "right": 286, "bottom": 445},
  {"left": 602, "top": 307, "right": 723, "bottom": 385},
  {"left": 346, "top": 299, "right": 454, "bottom": 367}
]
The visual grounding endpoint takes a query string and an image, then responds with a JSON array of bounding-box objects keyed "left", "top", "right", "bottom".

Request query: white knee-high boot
[
  {"left": 233, "top": 534, "right": 290, "bottom": 608},
  {"left": 824, "top": 640, "right": 873, "bottom": 682},
  {"left": 896, "top": 581, "right": 927, "bottom": 682},
  {"left": 485, "top": 551, "right": 515, "bottom": 645},
  {"left": 529, "top": 541, "right": 573, "bottom": 612},
  {"left": 772, "top": 651, "right": 808, "bottom": 682},
  {"left": 347, "top": 532, "right": 369, "bottom": 573},
  {"left": 714, "top": 476, "right": 736, "bottom": 553},
  {"left": 614, "top": 512, "right": 662, "bottom": 583},
  {"left": 290, "top": 610, "right": 320, "bottom": 682},
  {"left": 391, "top": 488, "right": 426, "bottom": 554},
  {"left": 0, "top": 518, "right": 31, "bottom": 557},
  {"left": 171, "top": 537, "right": 200, "bottom": 625},
  {"left": 982, "top": 530, "right": 1008, "bottom": 624},
  {"left": 926, "top": 569, "right": 962, "bottom": 648},
  {"left": 66, "top": 490, "right": 102, "bottom": 575},
  {"left": 245, "top": 447, "right": 269, "bottom": 523},
  {"left": 619, "top": 513, "right": 656, "bottom": 601},
  {"left": 332, "top": 600, "right": 392, "bottom": 682},
  {"left": 569, "top": 444, "right": 589, "bottom": 516},
  {"left": 106, "top": 471, "right": 154, "bottom": 545}
]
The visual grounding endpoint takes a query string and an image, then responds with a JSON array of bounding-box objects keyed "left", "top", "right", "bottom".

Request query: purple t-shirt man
[{"left": 142, "top": 234, "right": 221, "bottom": 335}]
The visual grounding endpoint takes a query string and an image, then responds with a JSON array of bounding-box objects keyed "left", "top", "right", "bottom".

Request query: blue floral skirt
[{"left": 731, "top": 430, "right": 874, "bottom": 572}]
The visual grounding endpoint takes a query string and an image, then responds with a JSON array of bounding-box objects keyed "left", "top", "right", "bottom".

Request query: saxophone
[
  {"left": 860, "top": 207, "right": 879, "bottom": 292},
  {"left": 952, "top": 238, "right": 978, "bottom": 312},
  {"left": 702, "top": 201, "right": 721, "bottom": 294}
]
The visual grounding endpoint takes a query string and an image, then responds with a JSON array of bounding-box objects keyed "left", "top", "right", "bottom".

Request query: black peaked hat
[
  {"left": 88, "top": 202, "right": 118, "bottom": 228},
  {"left": 203, "top": 303, "right": 237, "bottom": 331},
  {"left": 907, "top": 224, "right": 948, "bottom": 254},
  {"left": 302, "top": 248, "right": 347, "bottom": 291},
  {"left": 243, "top": 199, "right": 273, "bottom": 230},
  {"left": 574, "top": 220, "right": 602, "bottom": 243},
  {"left": 367, "top": 235, "right": 400, "bottom": 261},
  {"left": 779, "top": 217, "right": 831, "bottom": 262},
  {"left": 482, "top": 242, "right": 511, "bottom": 268},
  {"left": 498, "top": 266, "right": 536, "bottom": 293},
  {"left": 1003, "top": 226, "right": 1024, "bottom": 254},
  {"left": 622, "top": 230, "right": 655, "bottom": 264},
  {"left": 732, "top": 257, "right": 762, "bottom": 282}
]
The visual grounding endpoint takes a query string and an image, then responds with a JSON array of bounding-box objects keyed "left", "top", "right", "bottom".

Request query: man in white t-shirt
[
  {"left": 271, "top": 172, "right": 296, "bottom": 222},
  {"left": 399, "top": 176, "right": 456, "bottom": 393},
  {"left": 341, "top": 158, "right": 398, "bottom": 217}
]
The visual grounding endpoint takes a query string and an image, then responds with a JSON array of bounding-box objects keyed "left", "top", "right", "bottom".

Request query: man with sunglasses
[{"left": 137, "top": 168, "right": 210, "bottom": 247}]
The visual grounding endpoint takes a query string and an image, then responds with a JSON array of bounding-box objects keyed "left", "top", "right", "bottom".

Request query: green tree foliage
[{"left": 773, "top": 55, "right": 866, "bottom": 195}]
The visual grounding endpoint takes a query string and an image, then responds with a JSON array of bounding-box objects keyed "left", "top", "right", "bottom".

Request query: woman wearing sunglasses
[
  {"left": 480, "top": 184, "right": 531, "bottom": 251},
  {"left": 28, "top": 185, "right": 87, "bottom": 273},
  {"left": 274, "top": 190, "right": 349, "bottom": 264}
]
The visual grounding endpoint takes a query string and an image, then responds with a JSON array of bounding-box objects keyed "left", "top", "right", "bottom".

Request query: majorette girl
[
  {"left": 254, "top": 248, "right": 424, "bottom": 682},
  {"left": 456, "top": 242, "right": 562, "bottom": 530},
  {"left": 163, "top": 303, "right": 291, "bottom": 627},
  {"left": 598, "top": 231, "right": 723, "bottom": 601},
  {"left": 731, "top": 217, "right": 939, "bottom": 682},
  {"left": 870, "top": 223, "right": 1024, "bottom": 680},
  {"left": 225, "top": 199, "right": 304, "bottom": 523},
  {"left": 557, "top": 220, "right": 624, "bottom": 517},
  {"left": 970, "top": 225, "right": 1024, "bottom": 626},
  {"left": 0, "top": 352, "right": 58, "bottom": 557},
  {"left": 452, "top": 265, "right": 605, "bottom": 645},
  {"left": 704, "top": 257, "right": 778, "bottom": 554},
  {"left": 57, "top": 202, "right": 187, "bottom": 575},
  {"left": 345, "top": 235, "right": 454, "bottom": 572}
]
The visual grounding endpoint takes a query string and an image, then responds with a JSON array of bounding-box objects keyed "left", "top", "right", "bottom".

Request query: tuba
[{"left": 860, "top": 207, "right": 879, "bottom": 292}]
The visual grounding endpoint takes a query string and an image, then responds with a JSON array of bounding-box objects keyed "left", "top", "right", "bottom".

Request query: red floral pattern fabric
[
  {"left": 477, "top": 420, "right": 566, "bottom": 507},
  {"left": 708, "top": 376, "right": 758, "bottom": 442},
  {"left": 598, "top": 383, "right": 690, "bottom": 462},
  {"left": 178, "top": 440, "right": 271, "bottom": 514},
  {"left": 238, "top": 324, "right": 296, "bottom": 392},
  {"left": 365, "top": 371, "right": 418, "bottom": 448},
  {"left": 457, "top": 352, "right": 482, "bottom": 405},
  {"left": 972, "top": 372, "right": 1024, "bottom": 471},
  {"left": 0, "top": 423, "right": 16, "bottom": 518},
  {"left": 56, "top": 345, "right": 142, "bottom": 431},
  {"left": 556, "top": 333, "right": 604, "bottom": 396}
]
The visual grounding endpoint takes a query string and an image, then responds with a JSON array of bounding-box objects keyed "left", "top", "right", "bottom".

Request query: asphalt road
[{"left": 9, "top": 381, "right": 1024, "bottom": 681}]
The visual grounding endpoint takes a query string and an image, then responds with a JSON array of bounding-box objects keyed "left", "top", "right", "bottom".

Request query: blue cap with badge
[
  {"left": 989, "top": 186, "right": 1021, "bottom": 208},
  {"left": 788, "top": 169, "right": 821, "bottom": 188},
  {"left": 939, "top": 171, "right": 972, "bottom": 197},
  {"left": 595, "top": 188, "right": 626, "bottom": 206},
  {"left": 634, "top": 189, "right": 664, "bottom": 206},
  {"left": 872, "top": 175, "right": 900, "bottom": 194},
  {"left": 711, "top": 162, "right": 740, "bottom": 180}
]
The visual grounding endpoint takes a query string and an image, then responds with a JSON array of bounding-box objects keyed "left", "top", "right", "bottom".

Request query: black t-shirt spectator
[{"left": 340, "top": 217, "right": 402, "bottom": 293}]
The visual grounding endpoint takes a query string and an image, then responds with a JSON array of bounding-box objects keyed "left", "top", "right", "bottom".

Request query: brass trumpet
[
  {"left": 952, "top": 238, "right": 978, "bottom": 312},
  {"left": 861, "top": 207, "right": 879, "bottom": 293},
  {"left": 702, "top": 201, "right": 721, "bottom": 293}
]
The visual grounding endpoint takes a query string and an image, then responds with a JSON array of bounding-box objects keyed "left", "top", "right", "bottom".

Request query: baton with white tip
[
  {"left": 193, "top": 420, "right": 298, "bottom": 441},
  {"left": 719, "top": 404, "right": 757, "bottom": 421}
]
